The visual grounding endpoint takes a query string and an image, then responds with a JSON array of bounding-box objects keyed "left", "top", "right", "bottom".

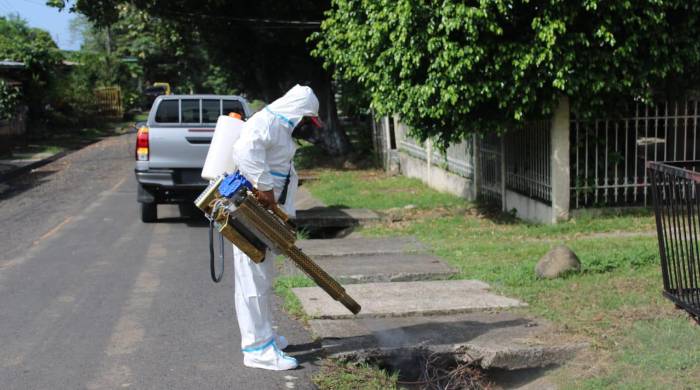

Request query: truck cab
[{"left": 135, "top": 94, "right": 253, "bottom": 222}]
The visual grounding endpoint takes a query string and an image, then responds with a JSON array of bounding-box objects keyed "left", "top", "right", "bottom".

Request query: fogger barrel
[{"left": 195, "top": 176, "right": 361, "bottom": 315}]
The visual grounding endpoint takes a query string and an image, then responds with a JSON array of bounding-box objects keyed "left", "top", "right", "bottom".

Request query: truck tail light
[{"left": 136, "top": 126, "right": 149, "bottom": 161}]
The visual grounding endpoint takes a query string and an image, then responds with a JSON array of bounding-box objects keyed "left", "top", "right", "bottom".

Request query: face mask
[{"left": 292, "top": 117, "right": 323, "bottom": 144}]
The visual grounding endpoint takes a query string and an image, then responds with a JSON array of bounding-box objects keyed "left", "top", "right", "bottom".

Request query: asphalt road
[{"left": 0, "top": 134, "right": 319, "bottom": 389}]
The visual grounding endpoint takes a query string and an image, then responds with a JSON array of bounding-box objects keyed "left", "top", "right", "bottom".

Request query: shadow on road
[{"left": 0, "top": 170, "right": 59, "bottom": 201}]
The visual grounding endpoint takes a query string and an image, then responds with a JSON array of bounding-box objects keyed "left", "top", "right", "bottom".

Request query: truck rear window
[
  {"left": 181, "top": 99, "right": 200, "bottom": 123},
  {"left": 155, "top": 100, "right": 178, "bottom": 123},
  {"left": 202, "top": 99, "right": 220, "bottom": 123}
]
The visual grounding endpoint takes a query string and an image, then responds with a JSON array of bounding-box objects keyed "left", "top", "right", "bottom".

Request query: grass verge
[
  {"left": 274, "top": 274, "right": 314, "bottom": 322},
  {"left": 313, "top": 359, "right": 398, "bottom": 390},
  {"left": 299, "top": 167, "right": 698, "bottom": 389}
]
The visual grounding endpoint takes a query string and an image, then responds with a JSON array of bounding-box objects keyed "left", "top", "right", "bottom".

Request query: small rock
[
  {"left": 403, "top": 204, "right": 417, "bottom": 210},
  {"left": 535, "top": 245, "right": 581, "bottom": 279}
]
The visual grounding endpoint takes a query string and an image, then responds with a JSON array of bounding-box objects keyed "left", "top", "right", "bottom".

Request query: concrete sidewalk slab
[
  {"left": 292, "top": 207, "right": 379, "bottom": 228},
  {"left": 310, "top": 312, "right": 586, "bottom": 370},
  {"left": 297, "top": 237, "right": 427, "bottom": 257},
  {"left": 294, "top": 186, "right": 326, "bottom": 210},
  {"left": 281, "top": 252, "right": 457, "bottom": 283},
  {"left": 292, "top": 280, "right": 526, "bottom": 319}
]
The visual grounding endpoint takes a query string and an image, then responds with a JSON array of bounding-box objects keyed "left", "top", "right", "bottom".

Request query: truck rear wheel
[{"left": 141, "top": 202, "right": 157, "bottom": 223}]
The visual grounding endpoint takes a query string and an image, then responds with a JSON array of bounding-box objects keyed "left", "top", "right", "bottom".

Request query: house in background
[{"left": 0, "top": 60, "right": 29, "bottom": 154}]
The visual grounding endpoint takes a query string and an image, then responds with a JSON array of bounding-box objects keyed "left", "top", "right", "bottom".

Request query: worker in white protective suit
[{"left": 232, "top": 85, "right": 323, "bottom": 370}]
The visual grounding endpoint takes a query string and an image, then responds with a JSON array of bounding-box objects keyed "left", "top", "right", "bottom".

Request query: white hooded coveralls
[{"left": 231, "top": 85, "right": 319, "bottom": 356}]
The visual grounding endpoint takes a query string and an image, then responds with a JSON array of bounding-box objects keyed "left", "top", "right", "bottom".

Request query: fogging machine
[{"left": 194, "top": 173, "right": 361, "bottom": 315}]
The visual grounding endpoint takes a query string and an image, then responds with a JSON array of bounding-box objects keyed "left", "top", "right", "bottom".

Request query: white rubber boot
[{"left": 243, "top": 339, "right": 298, "bottom": 371}]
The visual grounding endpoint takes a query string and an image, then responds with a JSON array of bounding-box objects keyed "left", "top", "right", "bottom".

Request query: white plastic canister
[{"left": 201, "top": 115, "right": 244, "bottom": 180}]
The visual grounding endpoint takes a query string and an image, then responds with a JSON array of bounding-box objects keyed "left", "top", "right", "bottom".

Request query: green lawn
[
  {"left": 305, "top": 170, "right": 465, "bottom": 209},
  {"left": 289, "top": 167, "right": 699, "bottom": 390}
]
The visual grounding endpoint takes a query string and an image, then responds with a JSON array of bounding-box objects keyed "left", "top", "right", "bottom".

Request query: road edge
[{"left": 0, "top": 150, "right": 70, "bottom": 183}]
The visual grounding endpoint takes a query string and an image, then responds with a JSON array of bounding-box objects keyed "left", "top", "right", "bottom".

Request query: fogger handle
[
  {"left": 270, "top": 205, "right": 289, "bottom": 222},
  {"left": 252, "top": 188, "right": 290, "bottom": 222}
]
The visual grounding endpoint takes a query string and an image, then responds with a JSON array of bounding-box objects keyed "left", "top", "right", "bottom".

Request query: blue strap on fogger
[{"left": 218, "top": 171, "right": 253, "bottom": 198}]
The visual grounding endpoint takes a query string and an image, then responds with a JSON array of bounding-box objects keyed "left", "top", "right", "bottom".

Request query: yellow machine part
[
  {"left": 195, "top": 178, "right": 361, "bottom": 315},
  {"left": 214, "top": 211, "right": 266, "bottom": 263},
  {"left": 238, "top": 196, "right": 361, "bottom": 315}
]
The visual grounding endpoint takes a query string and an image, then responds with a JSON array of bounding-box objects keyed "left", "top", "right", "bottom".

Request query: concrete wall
[
  {"left": 379, "top": 95, "right": 572, "bottom": 224},
  {"left": 398, "top": 147, "right": 557, "bottom": 223},
  {"left": 398, "top": 152, "right": 475, "bottom": 200},
  {"left": 504, "top": 190, "right": 553, "bottom": 224}
]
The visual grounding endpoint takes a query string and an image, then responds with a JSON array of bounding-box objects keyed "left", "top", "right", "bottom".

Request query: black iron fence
[{"left": 648, "top": 160, "right": 700, "bottom": 317}]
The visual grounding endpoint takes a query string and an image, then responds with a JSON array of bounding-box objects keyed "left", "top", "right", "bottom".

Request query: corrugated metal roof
[{"left": 0, "top": 60, "right": 26, "bottom": 69}]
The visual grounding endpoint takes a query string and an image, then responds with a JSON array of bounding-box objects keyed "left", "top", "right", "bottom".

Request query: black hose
[{"left": 209, "top": 219, "right": 224, "bottom": 283}]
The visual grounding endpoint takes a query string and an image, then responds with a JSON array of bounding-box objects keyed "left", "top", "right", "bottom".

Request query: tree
[
  {"left": 50, "top": 0, "right": 353, "bottom": 155},
  {"left": 0, "top": 15, "right": 62, "bottom": 120},
  {"left": 314, "top": 0, "right": 700, "bottom": 149}
]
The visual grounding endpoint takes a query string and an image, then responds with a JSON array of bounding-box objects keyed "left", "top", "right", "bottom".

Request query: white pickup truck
[{"left": 134, "top": 95, "right": 253, "bottom": 222}]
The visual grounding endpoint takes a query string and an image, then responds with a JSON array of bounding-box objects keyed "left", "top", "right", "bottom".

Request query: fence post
[
  {"left": 472, "top": 135, "right": 481, "bottom": 200},
  {"left": 500, "top": 136, "right": 507, "bottom": 211},
  {"left": 550, "top": 96, "right": 571, "bottom": 223},
  {"left": 383, "top": 116, "right": 391, "bottom": 170},
  {"left": 426, "top": 138, "right": 433, "bottom": 185},
  {"left": 370, "top": 112, "right": 380, "bottom": 166}
]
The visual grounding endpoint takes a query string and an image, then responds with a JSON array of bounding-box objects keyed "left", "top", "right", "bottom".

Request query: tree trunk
[{"left": 316, "top": 73, "right": 351, "bottom": 156}]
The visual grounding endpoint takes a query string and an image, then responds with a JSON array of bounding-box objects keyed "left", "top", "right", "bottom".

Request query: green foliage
[
  {"left": 0, "top": 15, "right": 62, "bottom": 120},
  {"left": 46, "top": 51, "right": 103, "bottom": 127},
  {"left": 335, "top": 78, "right": 371, "bottom": 118},
  {"left": 51, "top": 0, "right": 330, "bottom": 101},
  {"left": 48, "top": 0, "right": 120, "bottom": 27},
  {"left": 0, "top": 80, "right": 21, "bottom": 120},
  {"left": 0, "top": 15, "right": 62, "bottom": 77},
  {"left": 313, "top": 1, "right": 700, "bottom": 148}
]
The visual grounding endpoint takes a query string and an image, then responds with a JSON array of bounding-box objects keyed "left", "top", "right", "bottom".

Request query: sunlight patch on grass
[{"left": 306, "top": 170, "right": 467, "bottom": 209}]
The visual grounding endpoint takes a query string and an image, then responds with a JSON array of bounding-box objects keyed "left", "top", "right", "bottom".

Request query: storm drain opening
[
  {"left": 325, "top": 348, "right": 560, "bottom": 390},
  {"left": 345, "top": 349, "right": 492, "bottom": 390},
  {"left": 296, "top": 225, "right": 358, "bottom": 239}
]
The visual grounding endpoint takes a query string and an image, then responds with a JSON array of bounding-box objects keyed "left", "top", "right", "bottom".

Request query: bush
[
  {"left": 0, "top": 79, "right": 21, "bottom": 120},
  {"left": 314, "top": 1, "right": 700, "bottom": 148}
]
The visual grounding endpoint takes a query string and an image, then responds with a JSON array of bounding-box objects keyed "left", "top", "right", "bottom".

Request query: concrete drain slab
[
  {"left": 281, "top": 252, "right": 457, "bottom": 283},
  {"left": 294, "top": 187, "right": 325, "bottom": 210},
  {"left": 309, "top": 312, "right": 587, "bottom": 370},
  {"left": 292, "top": 280, "right": 526, "bottom": 319},
  {"left": 297, "top": 237, "right": 427, "bottom": 257},
  {"left": 292, "top": 207, "right": 379, "bottom": 228}
]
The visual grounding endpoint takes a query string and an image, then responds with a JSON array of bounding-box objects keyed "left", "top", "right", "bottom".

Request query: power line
[{"left": 154, "top": 8, "right": 322, "bottom": 29}]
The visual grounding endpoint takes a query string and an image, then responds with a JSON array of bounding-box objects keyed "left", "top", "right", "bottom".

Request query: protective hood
[{"left": 265, "top": 85, "right": 319, "bottom": 133}]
